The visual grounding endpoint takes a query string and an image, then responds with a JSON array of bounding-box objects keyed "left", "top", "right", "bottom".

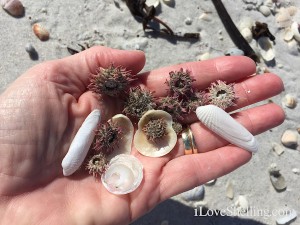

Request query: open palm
[{"left": 0, "top": 46, "right": 284, "bottom": 225}]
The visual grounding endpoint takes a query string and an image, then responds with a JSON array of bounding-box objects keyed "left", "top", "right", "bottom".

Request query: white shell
[
  {"left": 257, "top": 36, "right": 275, "bottom": 62},
  {"left": 145, "top": 0, "right": 159, "bottom": 8},
  {"left": 196, "top": 105, "right": 258, "bottom": 153},
  {"left": 238, "top": 17, "right": 254, "bottom": 30},
  {"left": 276, "top": 8, "right": 292, "bottom": 28},
  {"left": 181, "top": 185, "right": 205, "bottom": 201},
  {"left": 107, "top": 114, "right": 134, "bottom": 160},
  {"left": 101, "top": 154, "right": 143, "bottom": 195},
  {"left": 276, "top": 209, "right": 297, "bottom": 225},
  {"left": 282, "top": 94, "right": 297, "bottom": 108},
  {"left": 162, "top": 0, "right": 175, "bottom": 7},
  {"left": 225, "top": 48, "right": 244, "bottom": 56},
  {"left": 62, "top": 110, "right": 101, "bottom": 176},
  {"left": 1, "top": 0, "right": 24, "bottom": 17},
  {"left": 133, "top": 110, "right": 177, "bottom": 157},
  {"left": 235, "top": 195, "right": 249, "bottom": 212},
  {"left": 283, "top": 28, "right": 294, "bottom": 42},
  {"left": 291, "top": 21, "right": 300, "bottom": 42},
  {"left": 241, "top": 28, "right": 253, "bottom": 43},
  {"left": 259, "top": 5, "right": 271, "bottom": 17}
]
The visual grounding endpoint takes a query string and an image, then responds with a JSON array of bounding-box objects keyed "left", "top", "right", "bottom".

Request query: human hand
[{"left": 0, "top": 46, "right": 284, "bottom": 225}]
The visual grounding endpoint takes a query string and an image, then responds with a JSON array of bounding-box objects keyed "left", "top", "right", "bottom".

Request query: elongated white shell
[
  {"left": 62, "top": 109, "right": 101, "bottom": 176},
  {"left": 196, "top": 105, "right": 258, "bottom": 153},
  {"left": 101, "top": 154, "right": 143, "bottom": 195},
  {"left": 108, "top": 114, "right": 134, "bottom": 160}
]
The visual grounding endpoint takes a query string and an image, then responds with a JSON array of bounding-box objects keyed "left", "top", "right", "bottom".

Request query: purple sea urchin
[
  {"left": 167, "top": 68, "right": 195, "bottom": 97},
  {"left": 142, "top": 118, "right": 168, "bottom": 142},
  {"left": 92, "top": 121, "right": 122, "bottom": 155},
  {"left": 157, "top": 96, "right": 186, "bottom": 120},
  {"left": 88, "top": 64, "right": 136, "bottom": 97},
  {"left": 86, "top": 153, "right": 108, "bottom": 177},
  {"left": 123, "top": 87, "right": 156, "bottom": 120},
  {"left": 207, "top": 80, "right": 237, "bottom": 109}
]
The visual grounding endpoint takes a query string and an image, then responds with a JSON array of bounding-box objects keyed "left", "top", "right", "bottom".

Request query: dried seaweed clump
[
  {"left": 166, "top": 68, "right": 195, "bottom": 97},
  {"left": 86, "top": 152, "right": 108, "bottom": 177},
  {"left": 157, "top": 96, "right": 185, "bottom": 121},
  {"left": 207, "top": 80, "right": 237, "bottom": 109},
  {"left": 142, "top": 118, "right": 167, "bottom": 142},
  {"left": 123, "top": 86, "right": 156, "bottom": 120},
  {"left": 92, "top": 121, "right": 122, "bottom": 156},
  {"left": 88, "top": 64, "right": 136, "bottom": 97}
]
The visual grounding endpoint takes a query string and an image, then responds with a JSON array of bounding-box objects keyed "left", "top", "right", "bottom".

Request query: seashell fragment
[
  {"left": 257, "top": 36, "right": 275, "bottom": 62},
  {"left": 107, "top": 114, "right": 134, "bottom": 160},
  {"left": 181, "top": 185, "right": 205, "bottom": 201},
  {"left": 235, "top": 195, "right": 249, "bottom": 212},
  {"left": 196, "top": 105, "right": 258, "bottom": 153},
  {"left": 282, "top": 94, "right": 297, "bottom": 109},
  {"left": 269, "top": 164, "right": 286, "bottom": 192},
  {"left": 241, "top": 27, "right": 253, "bottom": 43},
  {"left": 101, "top": 154, "right": 143, "bottom": 195},
  {"left": 276, "top": 8, "right": 292, "bottom": 28},
  {"left": 134, "top": 110, "right": 177, "bottom": 157},
  {"left": 283, "top": 28, "right": 294, "bottom": 42},
  {"left": 225, "top": 48, "right": 245, "bottom": 56},
  {"left": 276, "top": 209, "right": 297, "bottom": 225},
  {"left": 238, "top": 17, "right": 254, "bottom": 30},
  {"left": 291, "top": 21, "right": 300, "bottom": 43},
  {"left": 162, "top": 0, "right": 175, "bottom": 7},
  {"left": 145, "top": 0, "right": 159, "bottom": 8},
  {"left": 1, "top": 0, "right": 24, "bottom": 17},
  {"left": 226, "top": 181, "right": 234, "bottom": 199},
  {"left": 259, "top": 5, "right": 271, "bottom": 17},
  {"left": 32, "top": 23, "right": 50, "bottom": 41},
  {"left": 62, "top": 110, "right": 101, "bottom": 176},
  {"left": 272, "top": 142, "right": 284, "bottom": 156},
  {"left": 281, "top": 129, "right": 298, "bottom": 149}
]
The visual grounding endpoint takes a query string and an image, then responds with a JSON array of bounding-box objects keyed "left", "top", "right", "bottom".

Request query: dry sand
[{"left": 0, "top": 0, "right": 299, "bottom": 224}]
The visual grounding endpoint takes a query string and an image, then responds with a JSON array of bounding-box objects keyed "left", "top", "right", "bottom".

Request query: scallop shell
[
  {"left": 108, "top": 114, "right": 134, "bottom": 160},
  {"left": 257, "top": 36, "right": 275, "bottom": 62},
  {"left": 62, "top": 110, "right": 101, "bottom": 176},
  {"left": 196, "top": 105, "right": 258, "bottom": 153},
  {"left": 101, "top": 154, "right": 143, "bottom": 195},
  {"left": 1, "top": 0, "right": 24, "bottom": 17},
  {"left": 32, "top": 23, "right": 50, "bottom": 41},
  {"left": 291, "top": 21, "right": 300, "bottom": 42},
  {"left": 133, "top": 110, "right": 177, "bottom": 157}
]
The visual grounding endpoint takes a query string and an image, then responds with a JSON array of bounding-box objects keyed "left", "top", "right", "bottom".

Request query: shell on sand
[
  {"left": 62, "top": 110, "right": 101, "bottom": 176},
  {"left": 196, "top": 105, "right": 258, "bottom": 153},
  {"left": 1, "top": 0, "right": 24, "bottom": 17},
  {"left": 257, "top": 36, "right": 275, "bottom": 62},
  {"left": 32, "top": 23, "right": 50, "bottom": 41}
]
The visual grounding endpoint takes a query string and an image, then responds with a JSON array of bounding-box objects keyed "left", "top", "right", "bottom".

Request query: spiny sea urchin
[
  {"left": 166, "top": 68, "right": 195, "bottom": 97},
  {"left": 86, "top": 152, "right": 108, "bottom": 177},
  {"left": 142, "top": 118, "right": 167, "bottom": 142},
  {"left": 157, "top": 96, "right": 186, "bottom": 121},
  {"left": 92, "top": 121, "right": 122, "bottom": 155},
  {"left": 207, "top": 80, "right": 237, "bottom": 109},
  {"left": 183, "top": 91, "right": 208, "bottom": 113},
  {"left": 123, "top": 86, "right": 156, "bottom": 120},
  {"left": 88, "top": 64, "right": 136, "bottom": 97}
]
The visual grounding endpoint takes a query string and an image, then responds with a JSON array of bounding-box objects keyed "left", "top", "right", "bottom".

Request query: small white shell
[
  {"left": 276, "top": 8, "right": 292, "bottom": 28},
  {"left": 241, "top": 27, "right": 253, "bottom": 43},
  {"left": 196, "top": 105, "right": 258, "bottom": 153},
  {"left": 62, "top": 110, "right": 101, "bottom": 176},
  {"left": 235, "top": 195, "right": 249, "bottom": 212},
  {"left": 259, "top": 5, "right": 271, "bottom": 17},
  {"left": 257, "top": 36, "right": 275, "bottom": 62},
  {"left": 181, "top": 185, "right": 205, "bottom": 201},
  {"left": 276, "top": 209, "right": 297, "bottom": 225},
  {"left": 283, "top": 27, "right": 294, "bottom": 42},
  {"left": 291, "top": 21, "right": 300, "bottom": 43},
  {"left": 108, "top": 114, "right": 134, "bottom": 160},
  {"left": 282, "top": 94, "right": 297, "bottom": 109},
  {"left": 225, "top": 48, "right": 245, "bottom": 56},
  {"left": 134, "top": 110, "right": 177, "bottom": 157},
  {"left": 1, "top": 0, "right": 24, "bottom": 17},
  {"left": 101, "top": 154, "right": 143, "bottom": 195},
  {"left": 238, "top": 17, "right": 254, "bottom": 30},
  {"left": 145, "top": 0, "right": 159, "bottom": 8}
]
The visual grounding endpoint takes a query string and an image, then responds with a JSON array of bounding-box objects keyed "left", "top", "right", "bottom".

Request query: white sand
[{"left": 0, "top": 0, "right": 299, "bottom": 224}]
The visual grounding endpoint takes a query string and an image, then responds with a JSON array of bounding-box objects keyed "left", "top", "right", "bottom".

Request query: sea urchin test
[
  {"left": 196, "top": 105, "right": 258, "bottom": 153},
  {"left": 62, "top": 109, "right": 101, "bottom": 176}
]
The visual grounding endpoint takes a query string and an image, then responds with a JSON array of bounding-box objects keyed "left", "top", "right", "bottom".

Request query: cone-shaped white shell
[
  {"left": 134, "top": 110, "right": 177, "bottom": 157},
  {"left": 196, "top": 105, "right": 258, "bottom": 153},
  {"left": 101, "top": 154, "right": 143, "bottom": 195},
  {"left": 108, "top": 114, "right": 134, "bottom": 160},
  {"left": 62, "top": 110, "right": 101, "bottom": 176}
]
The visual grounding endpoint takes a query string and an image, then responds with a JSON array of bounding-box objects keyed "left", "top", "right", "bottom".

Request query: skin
[{"left": 0, "top": 46, "right": 284, "bottom": 225}]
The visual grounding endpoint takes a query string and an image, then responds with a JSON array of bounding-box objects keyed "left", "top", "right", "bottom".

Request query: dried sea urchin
[
  {"left": 167, "top": 68, "right": 195, "bottom": 97},
  {"left": 123, "top": 87, "right": 156, "bottom": 120},
  {"left": 157, "top": 96, "right": 185, "bottom": 121},
  {"left": 183, "top": 91, "right": 207, "bottom": 113},
  {"left": 92, "top": 121, "right": 122, "bottom": 156},
  {"left": 207, "top": 80, "right": 237, "bottom": 109},
  {"left": 88, "top": 64, "right": 136, "bottom": 97},
  {"left": 142, "top": 118, "right": 167, "bottom": 142},
  {"left": 86, "top": 153, "right": 108, "bottom": 177}
]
